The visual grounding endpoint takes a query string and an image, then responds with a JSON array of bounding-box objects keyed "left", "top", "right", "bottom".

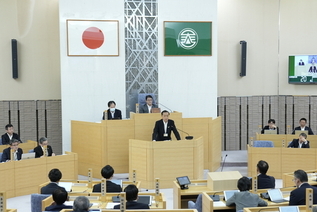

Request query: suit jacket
[
  {"left": 139, "top": 104, "right": 158, "bottom": 113},
  {"left": 292, "top": 126, "right": 314, "bottom": 135},
  {"left": 114, "top": 201, "right": 150, "bottom": 209},
  {"left": 289, "top": 183, "right": 317, "bottom": 205},
  {"left": 34, "top": 145, "right": 54, "bottom": 158},
  {"left": 261, "top": 126, "right": 279, "bottom": 134},
  {"left": 257, "top": 174, "right": 275, "bottom": 189},
  {"left": 288, "top": 139, "right": 310, "bottom": 148},
  {"left": 92, "top": 180, "right": 122, "bottom": 193},
  {"left": 226, "top": 191, "right": 267, "bottom": 211},
  {"left": 41, "top": 182, "right": 67, "bottom": 194},
  {"left": 152, "top": 119, "right": 181, "bottom": 141},
  {"left": 45, "top": 203, "right": 72, "bottom": 211},
  {"left": 102, "top": 109, "right": 122, "bottom": 120},
  {"left": 1, "top": 133, "right": 21, "bottom": 145},
  {"left": 1, "top": 147, "right": 23, "bottom": 162}
]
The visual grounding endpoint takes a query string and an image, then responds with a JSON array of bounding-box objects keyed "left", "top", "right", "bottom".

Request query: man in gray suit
[
  {"left": 226, "top": 177, "right": 267, "bottom": 211},
  {"left": 139, "top": 95, "right": 158, "bottom": 113}
]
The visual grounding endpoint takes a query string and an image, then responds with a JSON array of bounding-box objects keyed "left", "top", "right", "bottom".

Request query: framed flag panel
[
  {"left": 164, "top": 21, "right": 212, "bottom": 56},
  {"left": 67, "top": 20, "right": 119, "bottom": 56}
]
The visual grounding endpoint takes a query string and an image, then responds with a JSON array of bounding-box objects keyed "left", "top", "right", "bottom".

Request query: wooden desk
[
  {"left": 129, "top": 138, "right": 204, "bottom": 189},
  {"left": 248, "top": 145, "right": 317, "bottom": 178},
  {"left": 283, "top": 169, "right": 317, "bottom": 187},
  {"left": 72, "top": 114, "right": 222, "bottom": 178},
  {"left": 61, "top": 210, "right": 197, "bottom": 212},
  {"left": 0, "top": 152, "right": 77, "bottom": 198},
  {"left": 0, "top": 140, "right": 37, "bottom": 153},
  {"left": 43, "top": 192, "right": 166, "bottom": 211},
  {"left": 244, "top": 205, "right": 314, "bottom": 212},
  {"left": 255, "top": 133, "right": 317, "bottom": 148}
]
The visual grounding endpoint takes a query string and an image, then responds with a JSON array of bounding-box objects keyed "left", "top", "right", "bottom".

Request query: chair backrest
[
  {"left": 138, "top": 93, "right": 157, "bottom": 106},
  {"left": 253, "top": 140, "right": 274, "bottom": 147},
  {"left": 188, "top": 193, "right": 202, "bottom": 212},
  {"left": 31, "top": 193, "right": 50, "bottom": 212}
]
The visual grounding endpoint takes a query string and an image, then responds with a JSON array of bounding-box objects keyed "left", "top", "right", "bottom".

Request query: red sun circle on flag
[{"left": 82, "top": 27, "right": 104, "bottom": 49}]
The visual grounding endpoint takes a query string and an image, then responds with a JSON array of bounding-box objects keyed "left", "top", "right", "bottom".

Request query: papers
[
  {"left": 59, "top": 182, "right": 72, "bottom": 192},
  {"left": 106, "top": 202, "right": 119, "bottom": 209},
  {"left": 213, "top": 201, "right": 226, "bottom": 207}
]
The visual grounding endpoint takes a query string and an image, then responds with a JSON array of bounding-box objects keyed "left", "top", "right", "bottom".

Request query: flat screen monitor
[
  {"left": 21, "top": 152, "right": 35, "bottom": 160},
  {"left": 223, "top": 190, "right": 239, "bottom": 201},
  {"left": 176, "top": 176, "right": 191, "bottom": 189},
  {"left": 279, "top": 206, "right": 299, "bottom": 212},
  {"left": 264, "top": 130, "right": 277, "bottom": 134},
  {"left": 289, "top": 55, "right": 317, "bottom": 84}
]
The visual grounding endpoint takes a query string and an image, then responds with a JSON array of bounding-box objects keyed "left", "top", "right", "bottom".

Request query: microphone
[
  {"left": 220, "top": 154, "right": 228, "bottom": 172},
  {"left": 158, "top": 103, "right": 173, "bottom": 113},
  {"left": 177, "top": 128, "right": 194, "bottom": 140},
  {"left": 209, "top": 191, "right": 221, "bottom": 201}
]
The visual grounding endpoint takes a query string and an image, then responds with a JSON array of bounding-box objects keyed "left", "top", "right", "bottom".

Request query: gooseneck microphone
[
  {"left": 220, "top": 154, "right": 228, "bottom": 172},
  {"left": 158, "top": 102, "right": 173, "bottom": 113},
  {"left": 177, "top": 128, "right": 194, "bottom": 140}
]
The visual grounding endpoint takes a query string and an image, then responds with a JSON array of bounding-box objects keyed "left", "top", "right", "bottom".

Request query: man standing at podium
[{"left": 152, "top": 110, "right": 181, "bottom": 141}]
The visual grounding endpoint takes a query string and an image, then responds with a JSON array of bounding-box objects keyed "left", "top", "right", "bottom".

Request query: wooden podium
[{"left": 129, "top": 137, "right": 204, "bottom": 189}]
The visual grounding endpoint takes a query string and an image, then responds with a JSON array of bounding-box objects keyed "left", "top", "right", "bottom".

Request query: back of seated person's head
[
  {"left": 73, "top": 196, "right": 90, "bottom": 212},
  {"left": 48, "top": 168, "right": 62, "bottom": 182},
  {"left": 257, "top": 160, "right": 269, "bottom": 175},
  {"left": 294, "top": 169, "right": 308, "bottom": 183},
  {"left": 52, "top": 188, "right": 68, "bottom": 205},
  {"left": 237, "top": 177, "right": 251, "bottom": 191},
  {"left": 124, "top": 184, "right": 138, "bottom": 201},
  {"left": 101, "top": 165, "right": 114, "bottom": 179}
]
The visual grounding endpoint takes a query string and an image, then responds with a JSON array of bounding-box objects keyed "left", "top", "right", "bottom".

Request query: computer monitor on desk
[
  {"left": 176, "top": 176, "right": 191, "bottom": 190},
  {"left": 264, "top": 130, "right": 277, "bottom": 134},
  {"left": 294, "top": 130, "right": 308, "bottom": 136}
]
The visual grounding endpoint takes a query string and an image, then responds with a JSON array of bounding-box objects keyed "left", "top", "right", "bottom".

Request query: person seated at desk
[
  {"left": 1, "top": 124, "right": 22, "bottom": 145},
  {"left": 1, "top": 139, "right": 23, "bottom": 162},
  {"left": 288, "top": 133, "right": 310, "bottom": 148},
  {"left": 92, "top": 165, "right": 122, "bottom": 192},
  {"left": 73, "top": 196, "right": 92, "bottom": 212},
  {"left": 114, "top": 184, "right": 150, "bottom": 209},
  {"left": 292, "top": 118, "right": 314, "bottom": 135},
  {"left": 257, "top": 160, "right": 275, "bottom": 189},
  {"left": 45, "top": 188, "right": 72, "bottom": 211},
  {"left": 226, "top": 176, "right": 267, "bottom": 212},
  {"left": 41, "top": 168, "right": 67, "bottom": 194},
  {"left": 289, "top": 169, "right": 317, "bottom": 205},
  {"left": 102, "top": 100, "right": 122, "bottom": 120},
  {"left": 261, "top": 119, "right": 279, "bottom": 134},
  {"left": 152, "top": 110, "right": 181, "bottom": 141},
  {"left": 139, "top": 95, "right": 158, "bottom": 113},
  {"left": 34, "top": 137, "right": 56, "bottom": 158}
]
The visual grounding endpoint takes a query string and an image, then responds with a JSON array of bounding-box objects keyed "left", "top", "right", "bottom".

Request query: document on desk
[
  {"left": 59, "top": 182, "right": 72, "bottom": 192},
  {"left": 106, "top": 202, "right": 120, "bottom": 209},
  {"left": 213, "top": 201, "right": 226, "bottom": 207}
]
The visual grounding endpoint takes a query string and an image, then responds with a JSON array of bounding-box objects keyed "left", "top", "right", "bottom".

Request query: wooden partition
[
  {"left": 60, "top": 210, "right": 197, "bottom": 212},
  {"left": 0, "top": 152, "right": 77, "bottom": 198},
  {"left": 248, "top": 145, "right": 317, "bottom": 178},
  {"left": 0, "top": 140, "right": 37, "bottom": 153},
  {"left": 255, "top": 133, "right": 317, "bottom": 148},
  {"left": 244, "top": 205, "right": 312, "bottom": 212},
  {"left": 129, "top": 137, "right": 204, "bottom": 189},
  {"left": 72, "top": 113, "right": 222, "bottom": 178}
]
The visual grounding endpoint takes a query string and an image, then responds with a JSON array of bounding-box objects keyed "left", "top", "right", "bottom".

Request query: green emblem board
[{"left": 164, "top": 21, "right": 212, "bottom": 56}]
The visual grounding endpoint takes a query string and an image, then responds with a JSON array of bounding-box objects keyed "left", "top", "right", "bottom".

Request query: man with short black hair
[
  {"left": 114, "top": 184, "right": 150, "bottom": 209},
  {"left": 45, "top": 188, "right": 72, "bottom": 211},
  {"left": 1, "top": 139, "right": 23, "bottom": 162},
  {"left": 257, "top": 160, "right": 275, "bottom": 189},
  {"left": 73, "top": 196, "right": 91, "bottom": 212},
  {"left": 139, "top": 95, "right": 158, "bottom": 113},
  {"left": 152, "top": 110, "right": 181, "bottom": 141},
  {"left": 292, "top": 118, "right": 314, "bottom": 135},
  {"left": 41, "top": 168, "right": 66, "bottom": 194},
  {"left": 261, "top": 119, "right": 279, "bottom": 134},
  {"left": 226, "top": 177, "right": 267, "bottom": 211},
  {"left": 34, "top": 137, "right": 55, "bottom": 158},
  {"left": 1, "top": 124, "right": 21, "bottom": 145},
  {"left": 289, "top": 169, "right": 317, "bottom": 205},
  {"left": 103, "top": 101, "right": 122, "bottom": 120},
  {"left": 288, "top": 133, "right": 310, "bottom": 148},
  {"left": 92, "top": 165, "right": 122, "bottom": 192}
]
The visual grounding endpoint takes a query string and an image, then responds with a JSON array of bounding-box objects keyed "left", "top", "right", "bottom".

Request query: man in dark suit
[
  {"left": 139, "top": 95, "right": 158, "bottom": 113},
  {"left": 45, "top": 188, "right": 72, "bottom": 211},
  {"left": 1, "top": 139, "right": 23, "bottom": 162},
  {"left": 92, "top": 165, "right": 122, "bottom": 193},
  {"left": 292, "top": 118, "right": 314, "bottom": 135},
  {"left": 114, "top": 184, "right": 150, "bottom": 209},
  {"left": 41, "top": 168, "right": 67, "bottom": 194},
  {"left": 261, "top": 119, "right": 279, "bottom": 134},
  {"left": 289, "top": 169, "right": 317, "bottom": 205},
  {"left": 102, "top": 100, "right": 122, "bottom": 120},
  {"left": 1, "top": 124, "right": 22, "bottom": 145},
  {"left": 152, "top": 110, "right": 181, "bottom": 141},
  {"left": 34, "top": 137, "right": 55, "bottom": 158},
  {"left": 257, "top": 160, "right": 275, "bottom": 189},
  {"left": 288, "top": 133, "right": 310, "bottom": 148}
]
